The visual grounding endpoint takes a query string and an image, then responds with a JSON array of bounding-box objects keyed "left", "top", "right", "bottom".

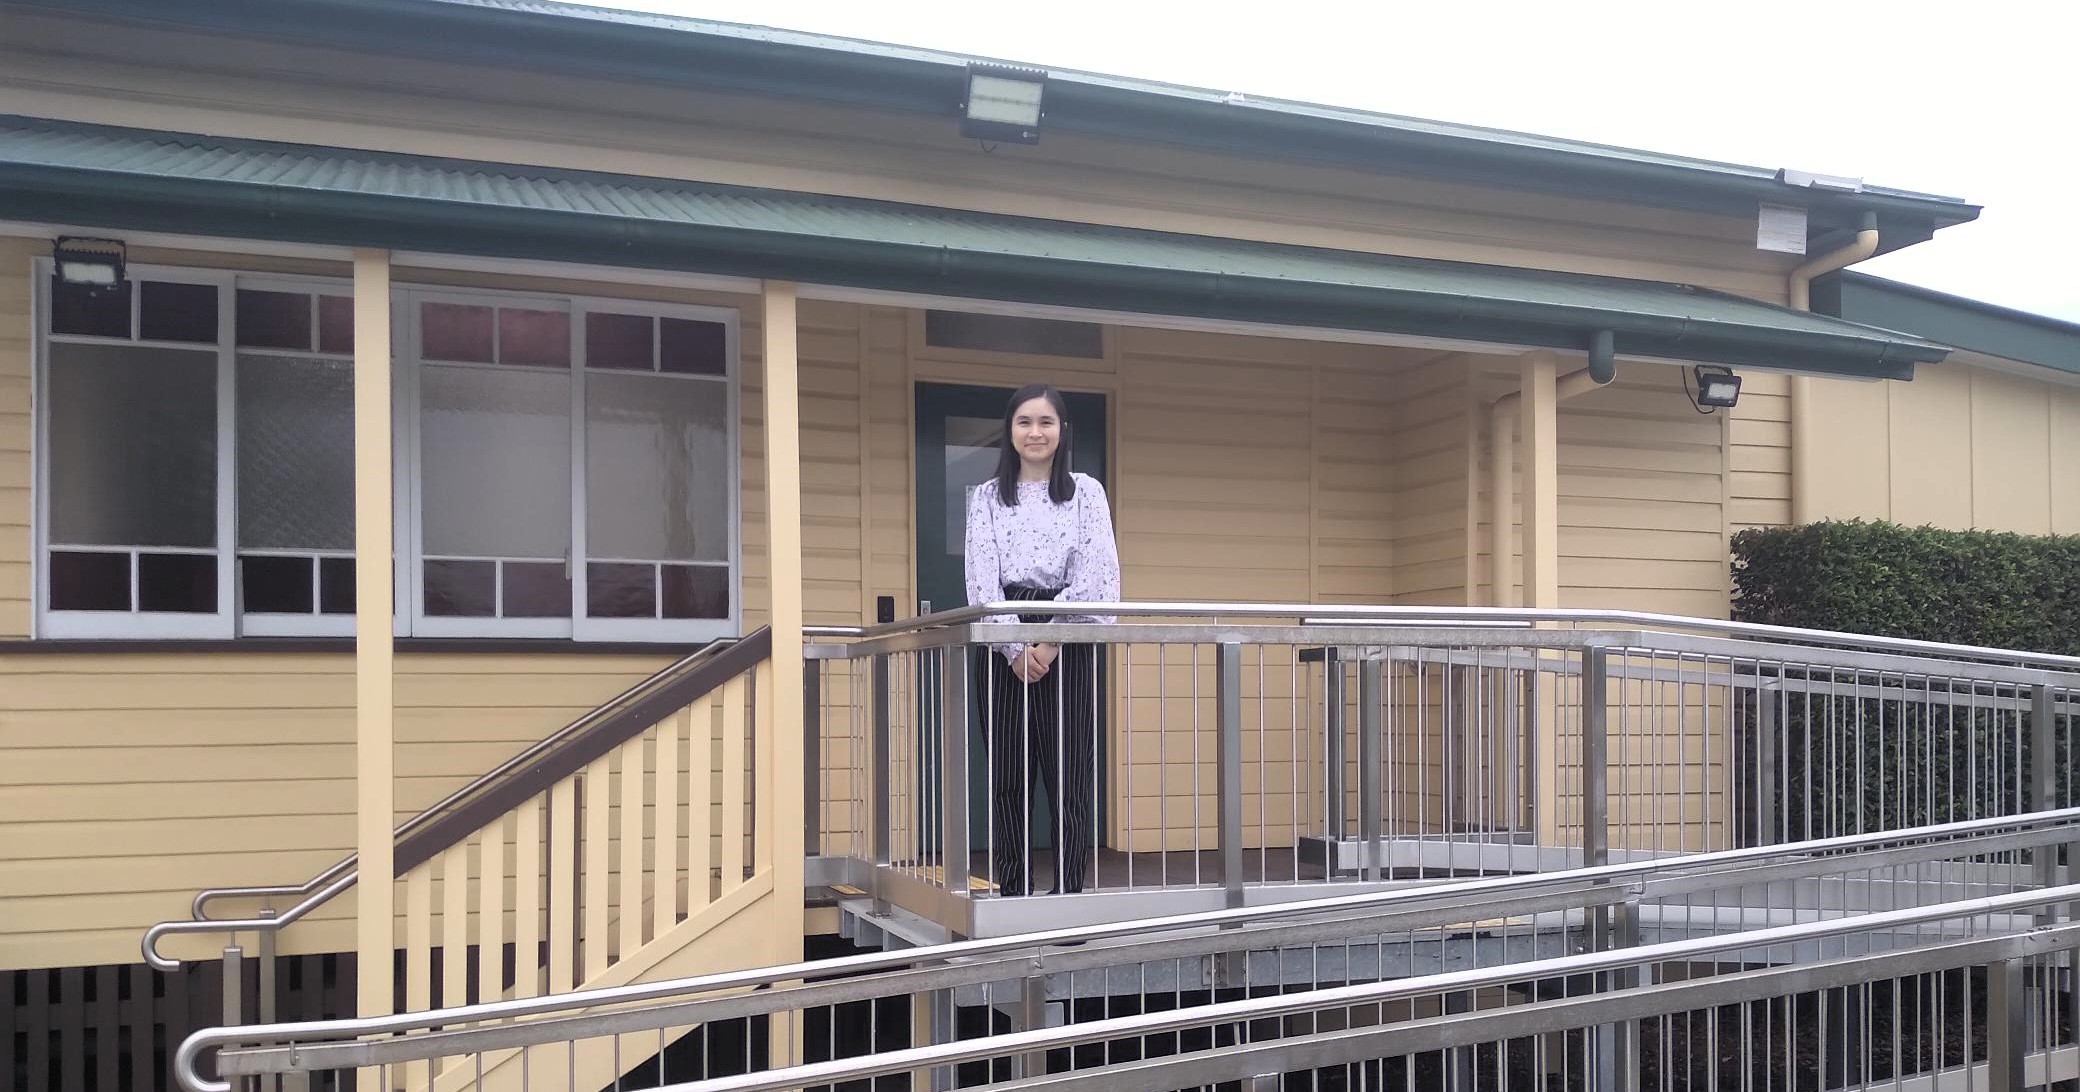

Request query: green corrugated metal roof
[
  {"left": 20, "top": 0, "right": 1981, "bottom": 247},
  {"left": 1819, "top": 272, "right": 2080, "bottom": 378},
  {"left": 0, "top": 116, "right": 1946, "bottom": 378},
  {"left": 443, "top": 0, "right": 1969, "bottom": 205}
]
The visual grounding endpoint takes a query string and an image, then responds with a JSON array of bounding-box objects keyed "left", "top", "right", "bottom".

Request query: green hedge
[
  {"left": 1727, "top": 520, "right": 2078, "bottom": 844},
  {"left": 1730, "top": 519, "right": 2080, "bottom": 654}
]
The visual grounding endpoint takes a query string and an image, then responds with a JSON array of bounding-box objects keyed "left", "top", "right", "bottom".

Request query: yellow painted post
[
  {"left": 352, "top": 250, "right": 395, "bottom": 1085},
  {"left": 760, "top": 280, "right": 808, "bottom": 1071},
  {"left": 1516, "top": 351, "right": 1564, "bottom": 851},
  {"left": 1518, "top": 351, "right": 1559, "bottom": 610}
]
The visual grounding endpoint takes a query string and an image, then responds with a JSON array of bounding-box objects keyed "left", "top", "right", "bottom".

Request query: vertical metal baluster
[
  {"left": 805, "top": 658, "right": 823, "bottom": 860},
  {"left": 1056, "top": 636, "right": 1067, "bottom": 897},
  {"left": 1217, "top": 642, "right": 1243, "bottom": 908},
  {"left": 1159, "top": 642, "right": 1169, "bottom": 889},
  {"left": 1258, "top": 645, "right": 1269, "bottom": 887},
  {"left": 1417, "top": 654, "right": 1430, "bottom": 869},
  {"left": 1359, "top": 657, "right": 1382, "bottom": 883},
  {"left": 871, "top": 653, "right": 891, "bottom": 916},
  {"left": 1444, "top": 649, "right": 1459, "bottom": 869},
  {"left": 1324, "top": 648, "right": 1345, "bottom": 879},
  {"left": 1290, "top": 644, "right": 1302, "bottom": 884},
  {"left": 941, "top": 648, "right": 969, "bottom": 901},
  {"left": 1193, "top": 642, "right": 1204, "bottom": 885},
  {"left": 1124, "top": 640, "right": 1136, "bottom": 892},
  {"left": 1470, "top": 648, "right": 1486, "bottom": 874},
  {"left": 1092, "top": 637, "right": 1103, "bottom": 895}
]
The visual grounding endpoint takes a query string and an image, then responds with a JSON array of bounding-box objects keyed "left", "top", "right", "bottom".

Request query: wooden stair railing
[
  {"left": 389, "top": 628, "right": 776, "bottom": 1012},
  {"left": 146, "top": 630, "right": 775, "bottom": 1008}
]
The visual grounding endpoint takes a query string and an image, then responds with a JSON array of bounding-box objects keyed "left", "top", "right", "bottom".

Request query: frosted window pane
[
  {"left": 943, "top": 416, "right": 1000, "bottom": 556},
  {"left": 47, "top": 342, "right": 218, "bottom": 548},
  {"left": 585, "top": 372, "right": 727, "bottom": 562},
  {"left": 237, "top": 353, "right": 354, "bottom": 550},
  {"left": 420, "top": 365, "right": 571, "bottom": 559}
]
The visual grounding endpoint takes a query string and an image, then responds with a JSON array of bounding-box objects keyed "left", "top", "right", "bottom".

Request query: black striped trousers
[{"left": 987, "top": 585, "right": 1097, "bottom": 896}]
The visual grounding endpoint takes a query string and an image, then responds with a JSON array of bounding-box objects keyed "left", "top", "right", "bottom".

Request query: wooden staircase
[{"left": 367, "top": 631, "right": 789, "bottom": 1092}]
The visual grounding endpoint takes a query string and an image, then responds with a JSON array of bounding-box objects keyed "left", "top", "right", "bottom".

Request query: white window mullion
[
  {"left": 218, "top": 278, "right": 240, "bottom": 635},
  {"left": 726, "top": 316, "right": 743, "bottom": 638},
  {"left": 394, "top": 287, "right": 417, "bottom": 637},
  {"left": 569, "top": 300, "right": 589, "bottom": 635},
  {"left": 29, "top": 262, "right": 48, "bottom": 639}
]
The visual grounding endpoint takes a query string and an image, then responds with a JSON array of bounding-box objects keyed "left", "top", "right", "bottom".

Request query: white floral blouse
[{"left": 963, "top": 474, "right": 1121, "bottom": 662}]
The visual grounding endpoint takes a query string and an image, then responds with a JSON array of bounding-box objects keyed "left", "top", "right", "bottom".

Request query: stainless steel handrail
[
  {"left": 146, "top": 873, "right": 358, "bottom": 972},
  {"left": 805, "top": 602, "right": 2080, "bottom": 672},
  {"left": 678, "top": 885, "right": 2080, "bottom": 1092},
  {"left": 148, "top": 639, "right": 731, "bottom": 968},
  {"left": 173, "top": 804, "right": 2080, "bottom": 1089}
]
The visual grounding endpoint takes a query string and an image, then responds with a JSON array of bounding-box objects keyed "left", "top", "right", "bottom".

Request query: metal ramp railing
[
  {"left": 802, "top": 602, "right": 2080, "bottom": 941},
  {"left": 180, "top": 807, "right": 2080, "bottom": 1092}
]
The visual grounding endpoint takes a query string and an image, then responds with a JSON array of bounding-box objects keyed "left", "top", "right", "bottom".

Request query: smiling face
[{"left": 1010, "top": 396, "right": 1062, "bottom": 479}]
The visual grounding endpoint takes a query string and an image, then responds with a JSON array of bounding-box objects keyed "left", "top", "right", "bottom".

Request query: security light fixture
[
  {"left": 53, "top": 236, "right": 126, "bottom": 289},
  {"left": 1694, "top": 367, "right": 1742, "bottom": 410},
  {"left": 960, "top": 63, "right": 1046, "bottom": 145}
]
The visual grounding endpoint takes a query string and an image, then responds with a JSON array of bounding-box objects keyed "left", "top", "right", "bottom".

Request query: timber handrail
[
  {"left": 187, "top": 638, "right": 734, "bottom": 921},
  {"left": 145, "top": 631, "right": 770, "bottom": 970}
]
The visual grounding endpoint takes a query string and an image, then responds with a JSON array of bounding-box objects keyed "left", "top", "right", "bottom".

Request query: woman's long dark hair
[{"left": 993, "top": 383, "right": 1076, "bottom": 506}]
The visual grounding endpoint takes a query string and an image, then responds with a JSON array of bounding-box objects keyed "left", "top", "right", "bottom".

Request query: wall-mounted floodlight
[
  {"left": 1695, "top": 367, "right": 1743, "bottom": 409},
  {"left": 960, "top": 63, "right": 1046, "bottom": 145},
  {"left": 53, "top": 236, "right": 126, "bottom": 290}
]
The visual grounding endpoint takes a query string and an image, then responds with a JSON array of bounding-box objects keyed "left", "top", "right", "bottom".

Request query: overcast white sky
[{"left": 578, "top": 0, "right": 2079, "bottom": 322}]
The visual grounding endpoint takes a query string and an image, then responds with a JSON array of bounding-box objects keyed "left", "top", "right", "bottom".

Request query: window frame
[
  {"left": 231, "top": 273, "right": 364, "bottom": 638},
  {"left": 910, "top": 306, "right": 1114, "bottom": 375},
  {"left": 34, "top": 262, "right": 238, "bottom": 639},
  {"left": 567, "top": 297, "right": 739, "bottom": 643},
  {"left": 31, "top": 259, "right": 743, "bottom": 644}
]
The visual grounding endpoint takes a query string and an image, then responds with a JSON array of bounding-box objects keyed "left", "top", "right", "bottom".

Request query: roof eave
[
  {"left": 0, "top": 159, "right": 1940, "bottom": 382},
  {"left": 16, "top": 0, "right": 1981, "bottom": 240}
]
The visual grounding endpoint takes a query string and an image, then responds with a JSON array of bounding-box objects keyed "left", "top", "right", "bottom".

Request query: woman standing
[{"left": 963, "top": 383, "right": 1119, "bottom": 896}]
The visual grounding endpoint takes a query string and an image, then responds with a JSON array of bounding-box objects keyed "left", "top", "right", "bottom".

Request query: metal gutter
[
  {"left": 0, "top": 157, "right": 1942, "bottom": 378},
  {"left": 9, "top": 0, "right": 1980, "bottom": 243}
]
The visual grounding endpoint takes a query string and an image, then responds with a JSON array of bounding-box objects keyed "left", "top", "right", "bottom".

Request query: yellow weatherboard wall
[
  {"left": 1784, "top": 362, "right": 2080, "bottom": 535},
  {"left": 0, "top": 652, "right": 669, "bottom": 970}
]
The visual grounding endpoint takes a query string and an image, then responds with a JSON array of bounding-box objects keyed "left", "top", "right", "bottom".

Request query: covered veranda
[{"left": 0, "top": 115, "right": 1950, "bottom": 1009}]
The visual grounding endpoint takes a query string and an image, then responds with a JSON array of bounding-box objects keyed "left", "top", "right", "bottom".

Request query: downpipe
[{"left": 1789, "top": 213, "right": 1880, "bottom": 523}]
